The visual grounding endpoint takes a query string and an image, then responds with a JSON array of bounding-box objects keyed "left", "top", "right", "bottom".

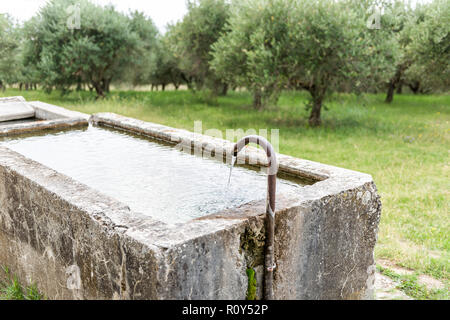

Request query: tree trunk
[
  {"left": 396, "top": 81, "right": 403, "bottom": 94},
  {"left": 308, "top": 98, "right": 323, "bottom": 127},
  {"left": 409, "top": 81, "right": 420, "bottom": 94},
  {"left": 162, "top": 84, "right": 166, "bottom": 91},
  {"left": 93, "top": 82, "right": 105, "bottom": 99},
  {"left": 385, "top": 82, "right": 395, "bottom": 103},
  {"left": 220, "top": 83, "right": 228, "bottom": 96},
  {"left": 386, "top": 63, "right": 409, "bottom": 103},
  {"left": 102, "top": 78, "right": 111, "bottom": 94},
  {"left": 307, "top": 84, "right": 326, "bottom": 127},
  {"left": 253, "top": 90, "right": 262, "bottom": 110}
]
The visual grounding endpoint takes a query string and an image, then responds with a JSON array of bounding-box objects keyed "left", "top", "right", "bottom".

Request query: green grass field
[{"left": 1, "top": 88, "right": 448, "bottom": 296}]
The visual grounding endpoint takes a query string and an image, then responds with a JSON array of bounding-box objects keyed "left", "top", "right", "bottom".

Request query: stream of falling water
[{"left": 227, "top": 156, "right": 237, "bottom": 188}]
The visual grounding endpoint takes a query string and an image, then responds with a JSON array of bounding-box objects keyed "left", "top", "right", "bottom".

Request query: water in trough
[{"left": 1, "top": 126, "right": 308, "bottom": 223}]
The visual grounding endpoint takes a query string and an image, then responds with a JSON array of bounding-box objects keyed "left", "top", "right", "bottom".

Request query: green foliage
[
  {"left": 1, "top": 0, "right": 447, "bottom": 105},
  {"left": 1, "top": 277, "right": 25, "bottom": 300},
  {"left": 0, "top": 266, "right": 43, "bottom": 300},
  {"left": 246, "top": 268, "right": 257, "bottom": 300},
  {"left": 124, "top": 11, "right": 159, "bottom": 87},
  {"left": 211, "top": 0, "right": 293, "bottom": 109},
  {"left": 381, "top": 1, "right": 425, "bottom": 101},
  {"left": 406, "top": 0, "right": 449, "bottom": 92},
  {"left": 383, "top": 0, "right": 449, "bottom": 101},
  {"left": 148, "top": 36, "right": 186, "bottom": 90},
  {"left": 212, "top": 0, "right": 398, "bottom": 123},
  {"left": 27, "top": 0, "right": 144, "bottom": 97},
  {"left": 377, "top": 265, "right": 448, "bottom": 300},
  {"left": 167, "top": 0, "right": 230, "bottom": 93},
  {"left": 288, "top": 0, "right": 398, "bottom": 124},
  {"left": 0, "top": 14, "right": 20, "bottom": 87},
  {"left": 15, "top": 17, "right": 42, "bottom": 88}
]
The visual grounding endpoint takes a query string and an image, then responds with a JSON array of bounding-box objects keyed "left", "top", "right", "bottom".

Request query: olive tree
[
  {"left": 149, "top": 36, "right": 186, "bottom": 91},
  {"left": 124, "top": 11, "right": 159, "bottom": 88},
  {"left": 167, "top": 0, "right": 230, "bottom": 94},
  {"left": 383, "top": 0, "right": 449, "bottom": 101},
  {"left": 211, "top": 0, "right": 296, "bottom": 109},
  {"left": 0, "top": 14, "right": 20, "bottom": 89},
  {"left": 407, "top": 0, "right": 449, "bottom": 93},
  {"left": 287, "top": 0, "right": 398, "bottom": 125},
  {"left": 27, "top": 0, "right": 141, "bottom": 98},
  {"left": 212, "top": 0, "right": 397, "bottom": 124},
  {"left": 383, "top": 1, "right": 426, "bottom": 102},
  {"left": 14, "top": 17, "right": 42, "bottom": 90}
]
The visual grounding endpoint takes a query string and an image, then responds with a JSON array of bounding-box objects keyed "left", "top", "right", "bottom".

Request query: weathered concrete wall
[
  {"left": 0, "top": 149, "right": 155, "bottom": 299},
  {"left": 273, "top": 183, "right": 381, "bottom": 299},
  {"left": 0, "top": 109, "right": 382, "bottom": 300},
  {"left": 0, "top": 147, "right": 253, "bottom": 299}
]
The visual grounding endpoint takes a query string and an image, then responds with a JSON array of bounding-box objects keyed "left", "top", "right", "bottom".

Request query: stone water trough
[{"left": 0, "top": 96, "right": 381, "bottom": 300}]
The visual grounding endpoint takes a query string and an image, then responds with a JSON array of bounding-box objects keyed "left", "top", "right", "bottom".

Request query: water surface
[{"left": 1, "top": 126, "right": 307, "bottom": 224}]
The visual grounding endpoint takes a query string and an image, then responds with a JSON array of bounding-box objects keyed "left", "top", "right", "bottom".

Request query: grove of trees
[
  {"left": 0, "top": 0, "right": 448, "bottom": 125},
  {"left": 211, "top": 0, "right": 399, "bottom": 125}
]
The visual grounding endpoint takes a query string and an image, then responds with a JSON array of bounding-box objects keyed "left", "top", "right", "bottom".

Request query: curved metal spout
[{"left": 233, "top": 135, "right": 278, "bottom": 300}]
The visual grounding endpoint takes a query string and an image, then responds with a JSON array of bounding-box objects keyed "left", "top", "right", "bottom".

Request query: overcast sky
[{"left": 0, "top": 0, "right": 188, "bottom": 33}]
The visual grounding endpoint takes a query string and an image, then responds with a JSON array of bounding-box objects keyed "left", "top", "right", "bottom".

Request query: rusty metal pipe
[{"left": 233, "top": 135, "right": 278, "bottom": 300}]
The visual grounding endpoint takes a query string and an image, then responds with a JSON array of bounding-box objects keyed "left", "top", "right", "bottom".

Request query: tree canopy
[
  {"left": 0, "top": 0, "right": 448, "bottom": 124},
  {"left": 124, "top": 11, "right": 159, "bottom": 87},
  {"left": 25, "top": 0, "right": 146, "bottom": 97},
  {"left": 166, "top": 0, "right": 231, "bottom": 94},
  {"left": 408, "top": 0, "right": 449, "bottom": 92},
  {"left": 212, "top": 0, "right": 398, "bottom": 125},
  {"left": 0, "top": 14, "right": 20, "bottom": 88}
]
